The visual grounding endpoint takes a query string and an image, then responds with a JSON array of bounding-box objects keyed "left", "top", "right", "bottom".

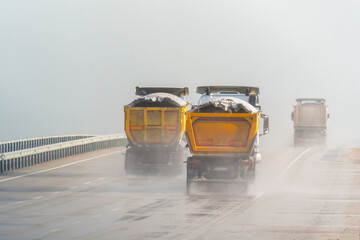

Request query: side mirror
[
  {"left": 291, "top": 112, "right": 294, "bottom": 121},
  {"left": 260, "top": 114, "right": 269, "bottom": 136}
]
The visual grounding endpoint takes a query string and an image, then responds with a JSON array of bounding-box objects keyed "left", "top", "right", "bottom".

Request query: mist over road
[
  {"left": 0, "top": 143, "right": 359, "bottom": 240},
  {"left": 1, "top": 1, "right": 359, "bottom": 142}
]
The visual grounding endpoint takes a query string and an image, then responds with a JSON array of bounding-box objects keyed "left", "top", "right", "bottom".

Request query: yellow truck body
[
  {"left": 124, "top": 105, "right": 189, "bottom": 148},
  {"left": 186, "top": 112, "right": 260, "bottom": 156},
  {"left": 123, "top": 87, "right": 190, "bottom": 175},
  {"left": 185, "top": 86, "right": 269, "bottom": 194}
]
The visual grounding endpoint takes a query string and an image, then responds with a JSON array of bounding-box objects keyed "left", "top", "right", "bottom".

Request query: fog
[{"left": 1, "top": 0, "right": 359, "bottom": 149}]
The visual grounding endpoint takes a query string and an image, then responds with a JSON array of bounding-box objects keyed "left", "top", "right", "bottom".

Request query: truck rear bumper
[{"left": 187, "top": 178, "right": 248, "bottom": 183}]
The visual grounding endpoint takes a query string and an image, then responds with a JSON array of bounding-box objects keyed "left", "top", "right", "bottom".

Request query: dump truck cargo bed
[
  {"left": 185, "top": 87, "right": 269, "bottom": 194},
  {"left": 124, "top": 88, "right": 190, "bottom": 175},
  {"left": 291, "top": 98, "right": 329, "bottom": 147},
  {"left": 293, "top": 105, "right": 328, "bottom": 128},
  {"left": 186, "top": 112, "right": 260, "bottom": 156},
  {"left": 125, "top": 106, "right": 188, "bottom": 148}
]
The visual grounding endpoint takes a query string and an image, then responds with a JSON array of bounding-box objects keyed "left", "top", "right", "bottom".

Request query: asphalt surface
[{"left": 0, "top": 145, "right": 359, "bottom": 240}]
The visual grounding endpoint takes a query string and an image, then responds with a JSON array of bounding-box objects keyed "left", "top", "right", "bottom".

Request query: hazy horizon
[{"left": 1, "top": 0, "right": 359, "bottom": 149}]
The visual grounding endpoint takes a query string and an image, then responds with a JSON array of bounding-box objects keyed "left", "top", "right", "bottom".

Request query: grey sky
[{"left": 1, "top": 0, "right": 359, "bottom": 147}]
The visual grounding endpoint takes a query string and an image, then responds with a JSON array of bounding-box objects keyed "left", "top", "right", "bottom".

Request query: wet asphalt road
[{"left": 0, "top": 145, "right": 359, "bottom": 240}]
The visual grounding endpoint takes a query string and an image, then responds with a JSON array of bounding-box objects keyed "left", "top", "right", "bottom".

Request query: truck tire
[
  {"left": 246, "top": 165, "right": 256, "bottom": 182},
  {"left": 320, "top": 137, "right": 326, "bottom": 147},
  {"left": 186, "top": 157, "right": 199, "bottom": 180},
  {"left": 294, "top": 136, "right": 299, "bottom": 147},
  {"left": 124, "top": 149, "right": 139, "bottom": 175}
]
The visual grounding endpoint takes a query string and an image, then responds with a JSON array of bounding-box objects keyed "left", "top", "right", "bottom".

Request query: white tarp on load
[
  {"left": 129, "top": 92, "right": 187, "bottom": 107},
  {"left": 197, "top": 97, "right": 258, "bottom": 113}
]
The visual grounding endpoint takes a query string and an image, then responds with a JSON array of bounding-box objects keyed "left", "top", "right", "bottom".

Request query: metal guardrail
[
  {"left": 0, "top": 134, "right": 128, "bottom": 173},
  {"left": 0, "top": 135, "right": 96, "bottom": 153}
]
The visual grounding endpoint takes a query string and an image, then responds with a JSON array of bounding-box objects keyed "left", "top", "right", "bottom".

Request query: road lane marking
[
  {"left": 0, "top": 205, "right": 8, "bottom": 209},
  {"left": 0, "top": 150, "right": 122, "bottom": 183},
  {"left": 282, "top": 148, "right": 311, "bottom": 173},
  {"left": 33, "top": 196, "right": 43, "bottom": 200},
  {"left": 70, "top": 186, "right": 78, "bottom": 189},
  {"left": 112, "top": 208, "right": 120, "bottom": 212},
  {"left": 53, "top": 192, "right": 60, "bottom": 194},
  {"left": 15, "top": 201, "right": 24, "bottom": 204},
  {"left": 85, "top": 181, "right": 92, "bottom": 185},
  {"left": 92, "top": 214, "right": 102, "bottom": 218}
]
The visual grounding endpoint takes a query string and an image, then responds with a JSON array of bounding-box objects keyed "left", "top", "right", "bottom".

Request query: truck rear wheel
[
  {"left": 294, "top": 135, "right": 300, "bottom": 147},
  {"left": 124, "top": 149, "right": 140, "bottom": 175},
  {"left": 246, "top": 165, "right": 256, "bottom": 182}
]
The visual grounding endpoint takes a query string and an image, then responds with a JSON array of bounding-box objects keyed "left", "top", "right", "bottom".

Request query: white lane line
[
  {"left": 282, "top": 148, "right": 311, "bottom": 173},
  {"left": 85, "top": 181, "right": 92, "bottom": 185},
  {"left": 33, "top": 196, "right": 43, "bottom": 200},
  {"left": 98, "top": 177, "right": 105, "bottom": 180},
  {"left": 92, "top": 214, "right": 102, "bottom": 218},
  {"left": 15, "top": 201, "right": 24, "bottom": 204},
  {"left": 112, "top": 208, "right": 120, "bottom": 212},
  {"left": 50, "top": 229, "right": 60, "bottom": 232},
  {"left": 0, "top": 205, "right": 8, "bottom": 209},
  {"left": 70, "top": 186, "right": 78, "bottom": 189},
  {"left": 0, "top": 150, "right": 122, "bottom": 183},
  {"left": 53, "top": 192, "right": 60, "bottom": 194}
]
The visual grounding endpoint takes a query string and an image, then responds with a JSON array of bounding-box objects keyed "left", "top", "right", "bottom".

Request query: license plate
[{"left": 212, "top": 167, "right": 228, "bottom": 171}]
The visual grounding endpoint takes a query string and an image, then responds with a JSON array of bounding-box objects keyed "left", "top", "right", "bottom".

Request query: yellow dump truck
[
  {"left": 185, "top": 86, "right": 269, "bottom": 193},
  {"left": 124, "top": 87, "right": 190, "bottom": 174}
]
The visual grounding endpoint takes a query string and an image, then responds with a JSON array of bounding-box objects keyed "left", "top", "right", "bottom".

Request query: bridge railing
[
  {"left": 0, "top": 135, "right": 96, "bottom": 153},
  {"left": 0, "top": 134, "right": 128, "bottom": 173}
]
